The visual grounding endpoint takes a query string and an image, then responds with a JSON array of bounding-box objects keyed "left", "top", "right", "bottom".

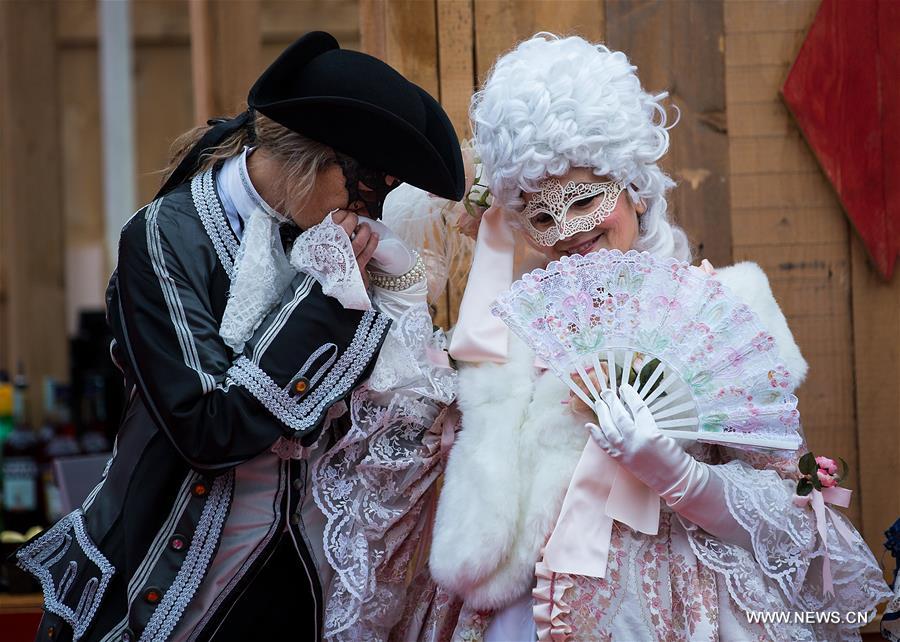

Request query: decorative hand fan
[{"left": 491, "top": 249, "right": 802, "bottom": 451}]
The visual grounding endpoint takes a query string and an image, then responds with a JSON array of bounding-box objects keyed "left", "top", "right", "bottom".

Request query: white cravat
[{"left": 216, "top": 148, "right": 370, "bottom": 354}]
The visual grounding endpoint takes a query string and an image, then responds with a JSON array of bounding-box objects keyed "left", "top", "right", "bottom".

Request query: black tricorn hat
[
  {"left": 249, "top": 31, "right": 465, "bottom": 201},
  {"left": 157, "top": 31, "right": 465, "bottom": 203}
]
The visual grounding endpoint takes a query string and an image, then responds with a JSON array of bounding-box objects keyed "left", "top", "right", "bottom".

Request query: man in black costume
[{"left": 18, "top": 31, "right": 464, "bottom": 642}]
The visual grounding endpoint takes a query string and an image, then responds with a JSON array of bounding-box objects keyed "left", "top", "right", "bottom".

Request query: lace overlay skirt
[{"left": 530, "top": 511, "right": 771, "bottom": 641}]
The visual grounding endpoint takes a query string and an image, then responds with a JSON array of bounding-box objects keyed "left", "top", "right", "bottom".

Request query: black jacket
[{"left": 18, "top": 169, "right": 389, "bottom": 642}]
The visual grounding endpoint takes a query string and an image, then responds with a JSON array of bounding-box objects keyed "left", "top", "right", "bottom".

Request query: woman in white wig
[{"left": 398, "top": 33, "right": 890, "bottom": 641}]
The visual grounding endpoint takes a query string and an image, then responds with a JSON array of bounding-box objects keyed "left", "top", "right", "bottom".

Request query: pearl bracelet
[{"left": 368, "top": 253, "right": 426, "bottom": 291}]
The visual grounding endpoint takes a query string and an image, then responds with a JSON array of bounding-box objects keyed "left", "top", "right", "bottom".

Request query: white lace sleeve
[
  {"left": 289, "top": 213, "right": 371, "bottom": 311},
  {"left": 310, "top": 277, "right": 458, "bottom": 640},
  {"left": 683, "top": 455, "right": 891, "bottom": 640}
]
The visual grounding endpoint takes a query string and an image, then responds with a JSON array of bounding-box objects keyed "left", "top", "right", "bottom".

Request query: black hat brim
[
  {"left": 259, "top": 91, "right": 464, "bottom": 201},
  {"left": 249, "top": 31, "right": 465, "bottom": 202}
]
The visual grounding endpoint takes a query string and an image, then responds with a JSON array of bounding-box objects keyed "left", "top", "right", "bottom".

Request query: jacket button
[
  {"left": 289, "top": 513, "right": 300, "bottom": 526},
  {"left": 289, "top": 376, "right": 310, "bottom": 397},
  {"left": 143, "top": 587, "right": 163, "bottom": 604},
  {"left": 169, "top": 534, "right": 186, "bottom": 551},
  {"left": 121, "top": 629, "right": 134, "bottom": 642},
  {"left": 47, "top": 625, "right": 55, "bottom": 639},
  {"left": 191, "top": 481, "right": 208, "bottom": 497},
  {"left": 292, "top": 478, "right": 303, "bottom": 491}
]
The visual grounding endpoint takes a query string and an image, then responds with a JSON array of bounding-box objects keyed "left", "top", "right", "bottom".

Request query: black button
[
  {"left": 191, "top": 481, "right": 208, "bottom": 497},
  {"left": 289, "top": 376, "right": 311, "bottom": 397},
  {"left": 143, "top": 586, "right": 163, "bottom": 604},
  {"left": 169, "top": 534, "right": 186, "bottom": 552},
  {"left": 292, "top": 478, "right": 303, "bottom": 491},
  {"left": 121, "top": 629, "right": 134, "bottom": 642},
  {"left": 289, "top": 513, "right": 300, "bottom": 526},
  {"left": 47, "top": 625, "right": 55, "bottom": 639}
]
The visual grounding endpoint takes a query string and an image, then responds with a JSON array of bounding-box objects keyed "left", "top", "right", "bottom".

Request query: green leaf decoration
[
  {"left": 798, "top": 452, "right": 818, "bottom": 476},
  {"left": 838, "top": 456, "right": 849, "bottom": 483},
  {"left": 796, "top": 479, "right": 814, "bottom": 496},
  {"left": 638, "top": 358, "right": 663, "bottom": 396}
]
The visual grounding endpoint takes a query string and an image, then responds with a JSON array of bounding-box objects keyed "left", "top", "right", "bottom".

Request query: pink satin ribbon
[
  {"left": 448, "top": 205, "right": 515, "bottom": 363},
  {"left": 543, "top": 439, "right": 660, "bottom": 578},
  {"left": 793, "top": 486, "right": 855, "bottom": 597}
]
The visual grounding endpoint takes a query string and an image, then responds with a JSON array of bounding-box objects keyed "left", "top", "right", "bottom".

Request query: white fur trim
[
  {"left": 715, "top": 262, "right": 809, "bottom": 386},
  {"left": 431, "top": 337, "right": 589, "bottom": 609},
  {"left": 430, "top": 336, "right": 535, "bottom": 600}
]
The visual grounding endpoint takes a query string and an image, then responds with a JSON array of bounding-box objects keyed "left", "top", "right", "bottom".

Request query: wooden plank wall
[
  {"left": 724, "top": 0, "right": 879, "bottom": 545},
  {"left": 361, "top": 0, "right": 897, "bottom": 562}
]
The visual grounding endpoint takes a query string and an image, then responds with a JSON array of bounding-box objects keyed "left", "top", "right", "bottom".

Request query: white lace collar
[{"left": 217, "top": 147, "right": 289, "bottom": 239}]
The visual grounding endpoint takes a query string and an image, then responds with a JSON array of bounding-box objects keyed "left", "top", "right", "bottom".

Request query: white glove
[
  {"left": 588, "top": 384, "right": 751, "bottom": 549},
  {"left": 364, "top": 219, "right": 417, "bottom": 276}
]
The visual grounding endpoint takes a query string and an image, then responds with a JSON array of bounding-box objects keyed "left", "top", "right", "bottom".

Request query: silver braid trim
[
  {"left": 16, "top": 509, "right": 116, "bottom": 640},
  {"left": 228, "top": 310, "right": 390, "bottom": 435},
  {"left": 139, "top": 471, "right": 235, "bottom": 642},
  {"left": 191, "top": 169, "right": 239, "bottom": 279}
]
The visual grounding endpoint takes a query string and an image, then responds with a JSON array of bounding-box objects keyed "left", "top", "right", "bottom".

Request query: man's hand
[{"left": 331, "top": 209, "right": 379, "bottom": 286}]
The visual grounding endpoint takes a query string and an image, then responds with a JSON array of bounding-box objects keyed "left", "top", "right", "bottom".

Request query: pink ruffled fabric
[{"left": 533, "top": 558, "right": 574, "bottom": 641}]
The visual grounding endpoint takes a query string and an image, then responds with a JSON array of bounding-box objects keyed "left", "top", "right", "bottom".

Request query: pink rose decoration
[
  {"left": 817, "top": 470, "right": 838, "bottom": 488},
  {"left": 815, "top": 456, "right": 838, "bottom": 474}
]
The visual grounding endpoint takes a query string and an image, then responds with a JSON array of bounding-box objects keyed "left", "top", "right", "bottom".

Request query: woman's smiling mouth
[{"left": 561, "top": 231, "right": 605, "bottom": 256}]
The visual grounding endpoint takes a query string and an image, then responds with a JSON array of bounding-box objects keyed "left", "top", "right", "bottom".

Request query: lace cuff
[
  {"left": 367, "top": 295, "right": 455, "bottom": 403},
  {"left": 290, "top": 214, "right": 371, "bottom": 311},
  {"left": 683, "top": 459, "right": 891, "bottom": 639}
]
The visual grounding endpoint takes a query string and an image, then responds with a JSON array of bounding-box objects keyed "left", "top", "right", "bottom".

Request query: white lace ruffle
[
  {"left": 368, "top": 297, "right": 456, "bottom": 403},
  {"left": 685, "top": 458, "right": 891, "bottom": 641},
  {"left": 219, "top": 209, "right": 294, "bottom": 353},
  {"left": 290, "top": 213, "right": 371, "bottom": 312},
  {"left": 312, "top": 386, "right": 454, "bottom": 640},
  {"left": 311, "top": 294, "right": 457, "bottom": 640}
]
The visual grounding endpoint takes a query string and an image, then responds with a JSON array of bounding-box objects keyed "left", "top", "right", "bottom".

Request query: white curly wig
[{"left": 471, "top": 33, "right": 691, "bottom": 262}]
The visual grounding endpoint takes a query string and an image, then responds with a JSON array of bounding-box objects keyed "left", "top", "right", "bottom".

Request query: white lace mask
[{"left": 520, "top": 178, "right": 626, "bottom": 246}]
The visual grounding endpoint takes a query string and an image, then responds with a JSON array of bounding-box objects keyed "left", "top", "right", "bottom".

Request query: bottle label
[{"left": 3, "top": 457, "right": 38, "bottom": 511}]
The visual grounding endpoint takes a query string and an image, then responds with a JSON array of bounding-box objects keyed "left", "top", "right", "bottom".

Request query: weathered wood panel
[
  {"left": 606, "top": 0, "right": 732, "bottom": 267},
  {"left": 724, "top": 0, "right": 864, "bottom": 532},
  {"left": 851, "top": 235, "right": 900, "bottom": 571}
]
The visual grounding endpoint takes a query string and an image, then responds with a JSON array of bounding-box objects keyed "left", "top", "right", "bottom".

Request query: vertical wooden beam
[
  {"left": 0, "top": 0, "right": 68, "bottom": 423},
  {"left": 436, "top": 0, "right": 475, "bottom": 326},
  {"left": 189, "top": 0, "right": 262, "bottom": 122},
  {"left": 360, "top": 0, "right": 439, "bottom": 95},
  {"left": 436, "top": 0, "right": 474, "bottom": 140},
  {"left": 606, "top": 0, "right": 732, "bottom": 267}
]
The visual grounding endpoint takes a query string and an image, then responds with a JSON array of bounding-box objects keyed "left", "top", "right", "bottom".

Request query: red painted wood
[{"left": 782, "top": 0, "right": 900, "bottom": 279}]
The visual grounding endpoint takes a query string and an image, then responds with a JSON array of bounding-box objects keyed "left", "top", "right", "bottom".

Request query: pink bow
[
  {"left": 448, "top": 205, "right": 515, "bottom": 363},
  {"left": 542, "top": 439, "right": 660, "bottom": 578},
  {"left": 793, "top": 486, "right": 855, "bottom": 596}
]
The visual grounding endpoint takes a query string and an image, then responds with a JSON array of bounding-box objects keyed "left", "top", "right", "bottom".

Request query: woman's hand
[
  {"left": 568, "top": 364, "right": 610, "bottom": 416},
  {"left": 331, "top": 209, "right": 380, "bottom": 286}
]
